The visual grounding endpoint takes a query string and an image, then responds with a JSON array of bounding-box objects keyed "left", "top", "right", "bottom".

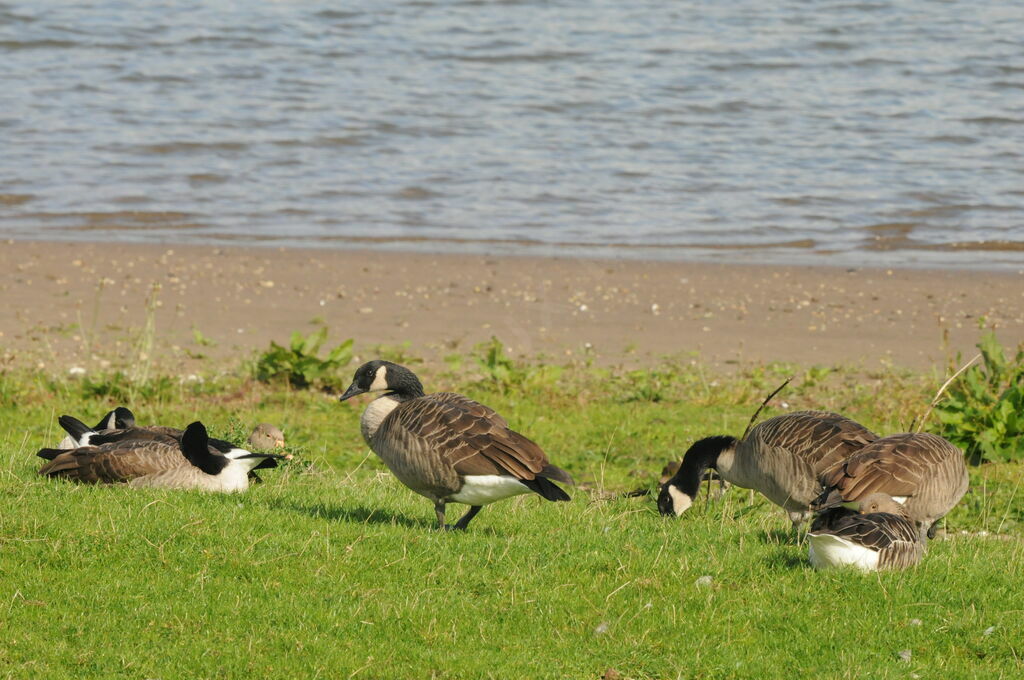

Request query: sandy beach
[{"left": 1, "top": 239, "right": 1021, "bottom": 374}]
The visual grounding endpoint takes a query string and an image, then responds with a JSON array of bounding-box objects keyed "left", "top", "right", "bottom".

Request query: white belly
[
  {"left": 448, "top": 475, "right": 531, "bottom": 505},
  {"left": 808, "top": 534, "right": 880, "bottom": 571}
]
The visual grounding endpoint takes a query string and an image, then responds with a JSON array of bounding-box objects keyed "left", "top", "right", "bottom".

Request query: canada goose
[
  {"left": 811, "top": 432, "right": 968, "bottom": 539},
  {"left": 658, "top": 411, "right": 877, "bottom": 529},
  {"left": 339, "top": 360, "right": 573, "bottom": 530},
  {"left": 55, "top": 406, "right": 135, "bottom": 449},
  {"left": 808, "top": 493, "right": 925, "bottom": 571},
  {"left": 38, "top": 421, "right": 289, "bottom": 492},
  {"left": 55, "top": 409, "right": 284, "bottom": 475}
]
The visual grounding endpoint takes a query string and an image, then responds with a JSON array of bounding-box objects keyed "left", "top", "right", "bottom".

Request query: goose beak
[{"left": 339, "top": 382, "right": 366, "bottom": 402}]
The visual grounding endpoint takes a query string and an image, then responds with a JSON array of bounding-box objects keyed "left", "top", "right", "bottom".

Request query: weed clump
[
  {"left": 933, "top": 332, "right": 1024, "bottom": 464},
  {"left": 254, "top": 326, "right": 353, "bottom": 391}
]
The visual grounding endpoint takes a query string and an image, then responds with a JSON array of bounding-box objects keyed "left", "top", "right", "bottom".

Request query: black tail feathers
[{"left": 522, "top": 475, "right": 571, "bottom": 502}]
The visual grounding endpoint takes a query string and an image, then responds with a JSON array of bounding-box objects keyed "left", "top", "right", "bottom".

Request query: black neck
[
  {"left": 384, "top": 365, "right": 425, "bottom": 401},
  {"left": 181, "top": 422, "right": 228, "bottom": 476},
  {"left": 668, "top": 435, "right": 737, "bottom": 499},
  {"left": 385, "top": 387, "right": 425, "bottom": 402}
]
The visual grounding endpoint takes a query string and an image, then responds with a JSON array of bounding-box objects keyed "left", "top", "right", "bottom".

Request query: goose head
[
  {"left": 181, "top": 422, "right": 291, "bottom": 476},
  {"left": 657, "top": 435, "right": 738, "bottom": 517},
  {"left": 247, "top": 423, "right": 286, "bottom": 450},
  {"left": 339, "top": 360, "right": 425, "bottom": 402},
  {"left": 858, "top": 493, "right": 904, "bottom": 516}
]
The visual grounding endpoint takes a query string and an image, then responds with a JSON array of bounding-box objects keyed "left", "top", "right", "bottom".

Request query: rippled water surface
[{"left": 2, "top": 1, "right": 1023, "bottom": 268}]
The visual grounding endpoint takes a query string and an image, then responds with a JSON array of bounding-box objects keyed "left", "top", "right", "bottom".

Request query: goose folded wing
[
  {"left": 39, "top": 440, "right": 188, "bottom": 482},
  {"left": 429, "top": 392, "right": 509, "bottom": 429},
  {"left": 826, "top": 438, "right": 928, "bottom": 500},
  {"left": 819, "top": 513, "right": 906, "bottom": 551},
  {"left": 389, "top": 397, "right": 546, "bottom": 480}
]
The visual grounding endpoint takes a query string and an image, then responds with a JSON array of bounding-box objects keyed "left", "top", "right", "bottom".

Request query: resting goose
[
  {"left": 339, "top": 360, "right": 573, "bottom": 530},
  {"left": 55, "top": 406, "right": 135, "bottom": 449},
  {"left": 658, "top": 411, "right": 877, "bottom": 529},
  {"left": 38, "top": 421, "right": 289, "bottom": 492},
  {"left": 55, "top": 408, "right": 284, "bottom": 477},
  {"left": 808, "top": 493, "right": 925, "bottom": 571},
  {"left": 812, "top": 432, "right": 968, "bottom": 539}
]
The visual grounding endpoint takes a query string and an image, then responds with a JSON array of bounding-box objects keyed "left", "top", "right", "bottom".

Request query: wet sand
[{"left": 1, "top": 240, "right": 1021, "bottom": 374}]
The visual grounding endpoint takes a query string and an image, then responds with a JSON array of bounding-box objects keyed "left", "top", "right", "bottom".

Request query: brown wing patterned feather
[
  {"left": 810, "top": 507, "right": 924, "bottom": 570},
  {"left": 817, "top": 432, "right": 968, "bottom": 528},
  {"left": 387, "top": 395, "right": 550, "bottom": 478},
  {"left": 380, "top": 393, "right": 571, "bottom": 486},
  {"left": 746, "top": 410, "right": 878, "bottom": 479},
  {"left": 38, "top": 439, "right": 189, "bottom": 483}
]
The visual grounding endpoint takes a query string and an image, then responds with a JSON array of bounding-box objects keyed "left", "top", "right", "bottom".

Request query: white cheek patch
[
  {"left": 225, "top": 448, "right": 251, "bottom": 460},
  {"left": 369, "top": 365, "right": 389, "bottom": 391},
  {"left": 668, "top": 485, "right": 693, "bottom": 516},
  {"left": 892, "top": 496, "right": 908, "bottom": 505}
]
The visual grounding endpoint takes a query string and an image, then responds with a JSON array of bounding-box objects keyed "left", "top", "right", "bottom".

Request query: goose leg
[
  {"left": 453, "top": 505, "right": 482, "bottom": 531},
  {"left": 788, "top": 511, "right": 807, "bottom": 542},
  {"left": 926, "top": 520, "right": 939, "bottom": 540},
  {"left": 434, "top": 500, "right": 447, "bottom": 529}
]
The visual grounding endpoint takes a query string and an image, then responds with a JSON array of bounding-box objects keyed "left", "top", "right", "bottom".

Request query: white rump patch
[
  {"left": 667, "top": 484, "right": 693, "bottom": 516},
  {"left": 369, "top": 365, "right": 389, "bottom": 392},
  {"left": 449, "top": 475, "right": 531, "bottom": 506},
  {"left": 808, "top": 534, "right": 880, "bottom": 571}
]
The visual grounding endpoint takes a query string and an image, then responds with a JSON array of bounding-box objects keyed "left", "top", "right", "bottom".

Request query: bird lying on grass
[
  {"left": 38, "top": 421, "right": 290, "bottom": 492},
  {"left": 808, "top": 493, "right": 925, "bottom": 571}
]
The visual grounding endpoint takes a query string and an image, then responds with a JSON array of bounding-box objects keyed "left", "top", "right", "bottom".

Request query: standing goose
[
  {"left": 38, "top": 421, "right": 289, "bottom": 492},
  {"left": 658, "top": 411, "right": 877, "bottom": 529},
  {"left": 808, "top": 493, "right": 925, "bottom": 571},
  {"left": 339, "top": 360, "right": 573, "bottom": 530},
  {"left": 811, "top": 432, "right": 969, "bottom": 539}
]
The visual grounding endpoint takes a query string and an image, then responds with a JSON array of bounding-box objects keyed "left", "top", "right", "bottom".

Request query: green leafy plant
[
  {"left": 254, "top": 327, "right": 353, "bottom": 391},
  {"left": 473, "top": 337, "right": 560, "bottom": 393},
  {"left": 933, "top": 332, "right": 1024, "bottom": 464}
]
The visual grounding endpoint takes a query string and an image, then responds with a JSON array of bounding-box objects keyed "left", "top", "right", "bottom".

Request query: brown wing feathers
[
  {"left": 393, "top": 394, "right": 571, "bottom": 485},
  {"left": 818, "top": 433, "right": 961, "bottom": 503},
  {"left": 38, "top": 439, "right": 188, "bottom": 483}
]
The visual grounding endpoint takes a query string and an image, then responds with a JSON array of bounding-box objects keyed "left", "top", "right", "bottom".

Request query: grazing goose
[
  {"left": 38, "top": 421, "right": 289, "bottom": 492},
  {"left": 808, "top": 493, "right": 925, "bottom": 571},
  {"left": 658, "top": 411, "right": 877, "bottom": 529},
  {"left": 812, "top": 432, "right": 968, "bottom": 539},
  {"left": 56, "top": 409, "right": 284, "bottom": 476},
  {"left": 339, "top": 360, "right": 573, "bottom": 530}
]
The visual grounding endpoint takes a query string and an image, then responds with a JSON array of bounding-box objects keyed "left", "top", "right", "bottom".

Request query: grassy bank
[{"left": 1, "top": 356, "right": 1021, "bottom": 678}]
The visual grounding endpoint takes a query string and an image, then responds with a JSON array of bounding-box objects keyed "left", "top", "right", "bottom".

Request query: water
[{"left": 2, "top": 0, "right": 1023, "bottom": 269}]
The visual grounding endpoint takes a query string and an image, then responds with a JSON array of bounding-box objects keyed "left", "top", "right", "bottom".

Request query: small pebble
[
  {"left": 983, "top": 626, "right": 996, "bottom": 636},
  {"left": 594, "top": 622, "right": 609, "bottom": 635},
  {"left": 897, "top": 650, "right": 912, "bottom": 662},
  {"left": 695, "top": 575, "right": 714, "bottom": 588}
]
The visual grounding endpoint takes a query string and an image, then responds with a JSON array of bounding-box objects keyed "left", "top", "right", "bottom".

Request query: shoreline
[
  {"left": 5, "top": 234, "right": 1024, "bottom": 274},
  {"left": 1, "top": 239, "right": 1022, "bottom": 374}
]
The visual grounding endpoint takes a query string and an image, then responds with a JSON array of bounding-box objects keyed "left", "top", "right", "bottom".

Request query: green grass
[{"left": 1, "top": 360, "right": 1022, "bottom": 678}]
